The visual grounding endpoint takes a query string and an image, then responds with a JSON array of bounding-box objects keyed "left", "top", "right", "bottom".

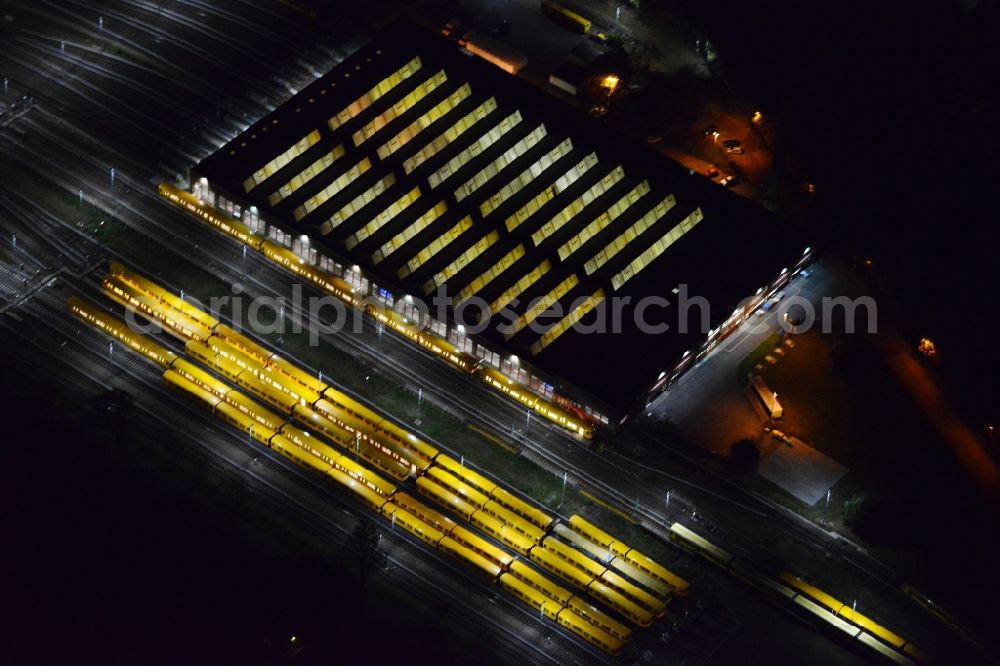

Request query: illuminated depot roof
[{"left": 194, "top": 18, "right": 806, "bottom": 413}]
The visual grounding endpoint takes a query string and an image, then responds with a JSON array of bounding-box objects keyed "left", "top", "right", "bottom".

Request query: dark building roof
[{"left": 194, "top": 18, "right": 807, "bottom": 414}]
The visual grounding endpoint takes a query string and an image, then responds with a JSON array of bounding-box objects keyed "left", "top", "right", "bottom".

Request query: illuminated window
[
  {"left": 425, "top": 231, "right": 500, "bottom": 293},
  {"left": 610, "top": 208, "right": 704, "bottom": 290},
  {"left": 427, "top": 110, "right": 523, "bottom": 189},
  {"left": 490, "top": 260, "right": 550, "bottom": 315},
  {"left": 530, "top": 290, "right": 604, "bottom": 354},
  {"left": 399, "top": 216, "right": 473, "bottom": 278},
  {"left": 504, "top": 274, "right": 579, "bottom": 339},
  {"left": 377, "top": 84, "right": 472, "bottom": 160},
  {"left": 372, "top": 201, "right": 448, "bottom": 263},
  {"left": 557, "top": 180, "right": 650, "bottom": 261},
  {"left": 530, "top": 166, "right": 625, "bottom": 246},
  {"left": 479, "top": 138, "right": 573, "bottom": 218},
  {"left": 583, "top": 194, "right": 677, "bottom": 275},
  {"left": 346, "top": 186, "right": 421, "bottom": 250},
  {"left": 454, "top": 124, "right": 547, "bottom": 201},
  {"left": 328, "top": 57, "right": 422, "bottom": 130},
  {"left": 505, "top": 152, "right": 598, "bottom": 232},
  {"left": 293, "top": 158, "right": 372, "bottom": 221},
  {"left": 457, "top": 244, "right": 526, "bottom": 303},
  {"left": 327, "top": 173, "right": 397, "bottom": 231},
  {"left": 267, "top": 145, "right": 347, "bottom": 206},
  {"left": 352, "top": 69, "right": 448, "bottom": 146},
  {"left": 402, "top": 97, "right": 498, "bottom": 174},
  {"left": 243, "top": 130, "right": 321, "bottom": 192}
]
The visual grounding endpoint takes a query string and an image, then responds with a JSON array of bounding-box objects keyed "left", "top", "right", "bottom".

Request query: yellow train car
[
  {"left": 793, "top": 595, "right": 861, "bottom": 639},
  {"left": 365, "top": 302, "right": 476, "bottom": 373},
  {"left": 258, "top": 238, "right": 356, "bottom": 305},
  {"left": 541, "top": 537, "right": 607, "bottom": 579},
  {"left": 507, "top": 560, "right": 575, "bottom": 607},
  {"left": 836, "top": 608, "right": 907, "bottom": 651},
  {"left": 471, "top": 510, "right": 536, "bottom": 556},
  {"left": 223, "top": 390, "right": 287, "bottom": 432},
  {"left": 391, "top": 492, "right": 458, "bottom": 535},
  {"left": 480, "top": 500, "right": 546, "bottom": 543},
  {"left": 206, "top": 335, "right": 267, "bottom": 375},
  {"left": 600, "top": 569, "right": 667, "bottom": 617},
  {"left": 108, "top": 261, "right": 219, "bottom": 331},
  {"left": 325, "top": 464, "right": 389, "bottom": 512},
  {"left": 375, "top": 416, "right": 439, "bottom": 464},
  {"left": 567, "top": 515, "right": 617, "bottom": 551},
  {"left": 450, "top": 524, "right": 513, "bottom": 569},
  {"left": 480, "top": 367, "right": 594, "bottom": 439},
  {"left": 68, "top": 297, "right": 179, "bottom": 368},
  {"left": 331, "top": 455, "right": 398, "bottom": 498},
  {"left": 257, "top": 364, "right": 321, "bottom": 407},
  {"left": 213, "top": 324, "right": 275, "bottom": 365},
  {"left": 326, "top": 427, "right": 409, "bottom": 482},
  {"left": 489, "top": 486, "right": 553, "bottom": 531},
  {"left": 157, "top": 182, "right": 263, "bottom": 249},
  {"left": 387, "top": 503, "right": 446, "bottom": 549},
  {"left": 541, "top": 0, "right": 592, "bottom": 34},
  {"left": 499, "top": 573, "right": 565, "bottom": 623},
  {"left": 669, "top": 522, "right": 734, "bottom": 569},
  {"left": 530, "top": 546, "right": 597, "bottom": 593},
  {"left": 291, "top": 404, "right": 356, "bottom": 449},
  {"left": 215, "top": 401, "right": 277, "bottom": 446},
  {"left": 278, "top": 423, "right": 340, "bottom": 466},
  {"left": 566, "top": 596, "right": 632, "bottom": 644},
  {"left": 171, "top": 358, "right": 233, "bottom": 400},
  {"left": 434, "top": 454, "right": 497, "bottom": 495},
  {"left": 186, "top": 340, "right": 246, "bottom": 382},
  {"left": 102, "top": 276, "right": 212, "bottom": 342},
  {"left": 438, "top": 536, "right": 503, "bottom": 580},
  {"left": 164, "top": 369, "right": 223, "bottom": 410},
  {"left": 552, "top": 523, "right": 611, "bottom": 562},
  {"left": 604, "top": 557, "right": 670, "bottom": 599},
  {"left": 270, "top": 434, "right": 334, "bottom": 476},
  {"left": 236, "top": 369, "right": 299, "bottom": 414},
  {"left": 267, "top": 353, "right": 327, "bottom": 394},
  {"left": 426, "top": 466, "right": 490, "bottom": 509},
  {"left": 587, "top": 579, "right": 653, "bottom": 628},
  {"left": 779, "top": 572, "right": 844, "bottom": 615},
  {"left": 556, "top": 604, "right": 624, "bottom": 657},
  {"left": 312, "top": 399, "right": 424, "bottom": 473},
  {"left": 620, "top": 549, "right": 689, "bottom": 598},
  {"left": 321, "top": 388, "right": 438, "bottom": 466},
  {"left": 416, "top": 476, "right": 478, "bottom": 521}
]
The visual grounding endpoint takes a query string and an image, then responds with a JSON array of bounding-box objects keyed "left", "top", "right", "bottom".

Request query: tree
[
  {"left": 350, "top": 519, "right": 381, "bottom": 594},
  {"left": 842, "top": 493, "right": 871, "bottom": 528},
  {"left": 729, "top": 437, "right": 760, "bottom": 470}
]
